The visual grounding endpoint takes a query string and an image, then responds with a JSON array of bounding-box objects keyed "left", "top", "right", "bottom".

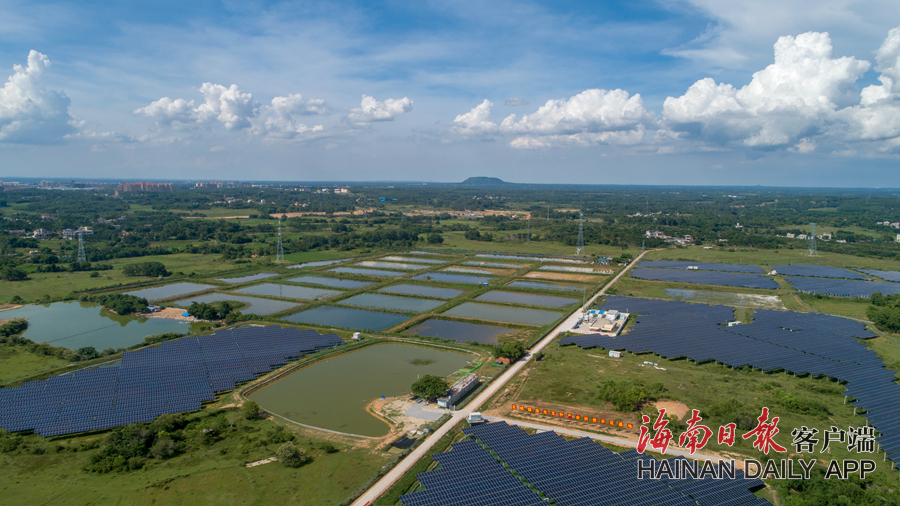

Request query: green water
[
  {"left": 250, "top": 344, "right": 471, "bottom": 437},
  {"left": 0, "top": 301, "right": 202, "bottom": 351}
]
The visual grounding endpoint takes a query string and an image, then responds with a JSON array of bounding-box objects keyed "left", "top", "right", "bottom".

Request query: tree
[
  {"left": 77, "top": 346, "right": 98, "bottom": 359},
  {"left": 0, "top": 267, "right": 27, "bottom": 281},
  {"left": 427, "top": 232, "right": 443, "bottom": 244},
  {"left": 242, "top": 400, "right": 261, "bottom": 420},
  {"left": 495, "top": 341, "right": 525, "bottom": 361},
  {"left": 122, "top": 261, "right": 170, "bottom": 277},
  {"left": 411, "top": 375, "right": 449, "bottom": 401},
  {"left": 276, "top": 442, "right": 308, "bottom": 468}
]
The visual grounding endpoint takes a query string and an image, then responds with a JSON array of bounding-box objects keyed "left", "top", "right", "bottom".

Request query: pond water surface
[
  {"left": 250, "top": 343, "right": 471, "bottom": 436},
  {"left": 404, "top": 319, "right": 516, "bottom": 344},
  {"left": 476, "top": 291, "right": 578, "bottom": 308},
  {"left": 215, "top": 272, "right": 279, "bottom": 284},
  {"left": 0, "top": 302, "right": 199, "bottom": 351},
  {"left": 287, "top": 259, "right": 353, "bottom": 269},
  {"left": 234, "top": 283, "right": 340, "bottom": 300},
  {"left": 287, "top": 276, "right": 373, "bottom": 289},
  {"left": 330, "top": 267, "right": 405, "bottom": 278},
  {"left": 379, "top": 284, "right": 464, "bottom": 299},
  {"left": 444, "top": 302, "right": 563, "bottom": 325},
  {"left": 339, "top": 293, "right": 443, "bottom": 313},
  {"left": 125, "top": 282, "right": 216, "bottom": 301},
  {"left": 381, "top": 256, "right": 446, "bottom": 264},
  {"left": 171, "top": 293, "right": 300, "bottom": 315},
  {"left": 284, "top": 306, "right": 410, "bottom": 331},
  {"left": 357, "top": 261, "right": 424, "bottom": 271},
  {"left": 412, "top": 273, "right": 491, "bottom": 284},
  {"left": 506, "top": 281, "right": 582, "bottom": 292}
]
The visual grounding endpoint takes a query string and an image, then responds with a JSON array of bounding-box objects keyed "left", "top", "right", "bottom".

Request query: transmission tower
[
  {"left": 276, "top": 220, "right": 285, "bottom": 262},
  {"left": 77, "top": 231, "right": 86, "bottom": 263},
  {"left": 576, "top": 211, "right": 585, "bottom": 256},
  {"left": 527, "top": 217, "right": 530, "bottom": 243},
  {"left": 807, "top": 223, "right": 817, "bottom": 256}
]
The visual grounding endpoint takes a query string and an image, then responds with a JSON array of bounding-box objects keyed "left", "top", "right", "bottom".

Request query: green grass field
[{"left": 0, "top": 345, "right": 68, "bottom": 383}]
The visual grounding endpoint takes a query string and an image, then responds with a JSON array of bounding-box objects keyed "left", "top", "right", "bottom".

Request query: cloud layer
[
  {"left": 0, "top": 50, "right": 76, "bottom": 144},
  {"left": 347, "top": 95, "right": 413, "bottom": 124}
]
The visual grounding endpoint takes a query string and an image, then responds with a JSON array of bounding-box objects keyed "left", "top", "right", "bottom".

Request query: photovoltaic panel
[
  {"left": 630, "top": 269, "right": 779, "bottom": 289},
  {"left": 770, "top": 265, "right": 867, "bottom": 279},
  {"left": 639, "top": 261, "right": 765, "bottom": 273},
  {"left": 559, "top": 296, "right": 900, "bottom": 468},
  {"left": 859, "top": 269, "right": 900, "bottom": 283},
  {"left": 0, "top": 327, "right": 343, "bottom": 438},
  {"left": 784, "top": 276, "right": 900, "bottom": 297}
]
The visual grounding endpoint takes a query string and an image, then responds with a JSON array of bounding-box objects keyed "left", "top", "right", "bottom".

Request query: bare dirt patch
[
  {"left": 654, "top": 400, "right": 690, "bottom": 420},
  {"left": 525, "top": 272, "right": 603, "bottom": 282},
  {"left": 145, "top": 307, "right": 200, "bottom": 322}
]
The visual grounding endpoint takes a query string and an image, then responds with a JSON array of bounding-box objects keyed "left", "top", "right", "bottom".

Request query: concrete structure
[
  {"left": 32, "top": 229, "right": 51, "bottom": 240},
  {"left": 116, "top": 182, "right": 174, "bottom": 192},
  {"left": 466, "top": 412, "right": 485, "bottom": 424},
  {"left": 437, "top": 374, "right": 479, "bottom": 408},
  {"left": 608, "top": 350, "right": 622, "bottom": 358},
  {"left": 572, "top": 309, "right": 629, "bottom": 336}
]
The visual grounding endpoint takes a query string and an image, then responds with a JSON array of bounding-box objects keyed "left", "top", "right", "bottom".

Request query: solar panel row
[
  {"left": 770, "top": 265, "right": 867, "bottom": 280},
  {"left": 559, "top": 296, "right": 900, "bottom": 468},
  {"left": 0, "top": 326, "right": 343, "bottom": 438},
  {"left": 783, "top": 276, "right": 900, "bottom": 298},
  {"left": 630, "top": 269, "right": 779, "bottom": 290},
  {"left": 859, "top": 269, "right": 900, "bottom": 283},
  {"left": 401, "top": 421, "right": 769, "bottom": 506},
  {"left": 639, "top": 261, "right": 765, "bottom": 274}
]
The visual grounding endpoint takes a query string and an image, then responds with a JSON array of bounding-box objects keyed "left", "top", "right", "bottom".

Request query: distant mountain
[{"left": 459, "top": 177, "right": 510, "bottom": 186}]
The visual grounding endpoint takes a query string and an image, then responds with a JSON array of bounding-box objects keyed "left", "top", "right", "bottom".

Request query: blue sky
[{"left": 1, "top": 0, "right": 899, "bottom": 186}]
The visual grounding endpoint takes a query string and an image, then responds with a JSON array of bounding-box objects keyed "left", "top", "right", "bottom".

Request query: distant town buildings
[{"left": 116, "top": 182, "right": 174, "bottom": 192}]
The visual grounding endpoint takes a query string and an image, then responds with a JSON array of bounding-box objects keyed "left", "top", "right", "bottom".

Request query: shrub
[
  {"left": 242, "top": 400, "right": 261, "bottom": 420},
  {"left": 276, "top": 442, "right": 308, "bottom": 468}
]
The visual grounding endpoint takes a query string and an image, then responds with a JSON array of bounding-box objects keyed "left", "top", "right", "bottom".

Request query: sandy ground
[
  {"left": 374, "top": 397, "right": 443, "bottom": 435},
  {"left": 525, "top": 271, "right": 604, "bottom": 282},
  {"left": 144, "top": 307, "right": 200, "bottom": 322},
  {"left": 0, "top": 304, "right": 24, "bottom": 313},
  {"left": 654, "top": 400, "right": 690, "bottom": 420}
]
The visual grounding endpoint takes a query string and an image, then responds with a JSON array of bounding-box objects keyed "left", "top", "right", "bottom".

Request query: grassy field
[
  {"left": 0, "top": 344, "right": 68, "bottom": 382},
  {"left": 0, "top": 411, "right": 391, "bottom": 506},
  {"left": 437, "top": 232, "right": 639, "bottom": 259},
  {"left": 489, "top": 341, "right": 900, "bottom": 488},
  {"left": 647, "top": 245, "right": 900, "bottom": 271}
]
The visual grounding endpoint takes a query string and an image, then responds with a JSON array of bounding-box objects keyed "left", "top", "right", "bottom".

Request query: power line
[
  {"left": 576, "top": 210, "right": 585, "bottom": 256},
  {"left": 807, "top": 223, "right": 817, "bottom": 256},
  {"left": 276, "top": 220, "right": 285, "bottom": 262},
  {"left": 77, "top": 231, "right": 86, "bottom": 263}
]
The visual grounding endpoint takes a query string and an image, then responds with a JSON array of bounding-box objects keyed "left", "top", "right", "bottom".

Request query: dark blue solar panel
[
  {"left": 771, "top": 265, "right": 867, "bottom": 279},
  {"left": 559, "top": 296, "right": 900, "bottom": 467},
  {"left": 0, "top": 326, "right": 343, "bottom": 437},
  {"left": 630, "top": 269, "right": 779, "bottom": 289},
  {"left": 860, "top": 269, "right": 900, "bottom": 283},
  {"left": 639, "top": 261, "right": 764, "bottom": 274},
  {"left": 784, "top": 276, "right": 900, "bottom": 298}
]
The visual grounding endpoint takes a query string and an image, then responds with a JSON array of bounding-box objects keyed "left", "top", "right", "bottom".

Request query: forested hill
[{"left": 459, "top": 177, "right": 509, "bottom": 186}]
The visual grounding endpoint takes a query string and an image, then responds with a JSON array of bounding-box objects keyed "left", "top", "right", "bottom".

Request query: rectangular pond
[
  {"left": 506, "top": 280, "right": 582, "bottom": 292},
  {"left": 330, "top": 267, "right": 406, "bottom": 278},
  {"left": 412, "top": 273, "right": 491, "bottom": 284},
  {"left": 404, "top": 319, "right": 517, "bottom": 344},
  {"left": 125, "top": 282, "right": 216, "bottom": 301},
  {"left": 357, "top": 261, "right": 424, "bottom": 271},
  {"left": 379, "top": 284, "right": 464, "bottom": 299},
  {"left": 463, "top": 261, "right": 524, "bottom": 269},
  {"left": 249, "top": 343, "right": 471, "bottom": 437},
  {"left": 476, "top": 290, "right": 578, "bottom": 308},
  {"left": 287, "top": 259, "right": 353, "bottom": 269},
  {"left": 287, "top": 276, "right": 374, "bottom": 289},
  {"left": 382, "top": 256, "right": 447, "bottom": 264},
  {"left": 339, "top": 293, "right": 444, "bottom": 313},
  {"left": 0, "top": 301, "right": 200, "bottom": 351},
  {"left": 215, "top": 272, "right": 279, "bottom": 284},
  {"left": 444, "top": 302, "right": 563, "bottom": 326},
  {"left": 284, "top": 306, "right": 410, "bottom": 331},
  {"left": 171, "top": 293, "right": 300, "bottom": 315},
  {"left": 234, "top": 283, "right": 341, "bottom": 300},
  {"left": 442, "top": 266, "right": 495, "bottom": 275}
]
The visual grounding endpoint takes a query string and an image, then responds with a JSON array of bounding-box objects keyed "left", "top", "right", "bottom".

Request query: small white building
[
  {"left": 437, "top": 374, "right": 479, "bottom": 408},
  {"left": 608, "top": 350, "right": 622, "bottom": 358}
]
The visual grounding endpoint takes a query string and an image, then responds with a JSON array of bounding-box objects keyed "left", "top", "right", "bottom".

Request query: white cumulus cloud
[
  {"left": 841, "top": 27, "right": 900, "bottom": 144},
  {"left": 663, "top": 31, "right": 870, "bottom": 149},
  {"left": 451, "top": 99, "right": 498, "bottom": 138},
  {"left": 0, "top": 50, "right": 77, "bottom": 144},
  {"left": 347, "top": 94, "right": 413, "bottom": 124}
]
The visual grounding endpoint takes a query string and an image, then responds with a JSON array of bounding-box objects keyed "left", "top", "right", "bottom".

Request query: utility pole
[
  {"left": 77, "top": 231, "right": 86, "bottom": 263},
  {"left": 276, "top": 220, "right": 285, "bottom": 262}
]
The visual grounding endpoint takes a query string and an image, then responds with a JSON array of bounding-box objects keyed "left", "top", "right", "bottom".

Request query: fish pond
[
  {"left": 215, "top": 272, "right": 279, "bottom": 284},
  {"left": 339, "top": 293, "right": 444, "bottom": 313},
  {"left": 506, "top": 280, "right": 582, "bottom": 292},
  {"left": 357, "top": 261, "right": 424, "bottom": 271},
  {"left": 330, "top": 267, "right": 405, "bottom": 278},
  {"left": 171, "top": 294, "right": 300, "bottom": 315},
  {"left": 125, "top": 282, "right": 216, "bottom": 301},
  {"left": 412, "top": 273, "right": 491, "bottom": 284},
  {"left": 287, "top": 276, "right": 373, "bottom": 289},
  {"left": 234, "top": 283, "right": 340, "bottom": 300},
  {"left": 287, "top": 259, "right": 353, "bottom": 269},
  {"left": 250, "top": 343, "right": 471, "bottom": 437},
  {"left": 0, "top": 302, "right": 200, "bottom": 351},
  {"left": 381, "top": 256, "right": 446, "bottom": 264},
  {"left": 284, "top": 306, "right": 410, "bottom": 331},
  {"left": 404, "top": 319, "right": 517, "bottom": 344},
  {"left": 379, "top": 284, "right": 464, "bottom": 299},
  {"left": 444, "top": 302, "right": 563, "bottom": 326},
  {"left": 476, "top": 290, "right": 578, "bottom": 308}
]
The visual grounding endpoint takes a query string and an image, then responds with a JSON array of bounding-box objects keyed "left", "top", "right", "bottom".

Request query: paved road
[{"left": 351, "top": 251, "right": 650, "bottom": 506}]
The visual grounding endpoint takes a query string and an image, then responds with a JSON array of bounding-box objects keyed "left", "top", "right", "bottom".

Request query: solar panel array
[
  {"left": 0, "top": 327, "right": 343, "bottom": 438},
  {"left": 559, "top": 296, "right": 900, "bottom": 468},
  {"left": 783, "top": 276, "right": 900, "bottom": 298},
  {"left": 770, "top": 265, "right": 867, "bottom": 279},
  {"left": 860, "top": 269, "right": 900, "bottom": 283},
  {"left": 630, "top": 268, "right": 779, "bottom": 289},
  {"left": 639, "top": 261, "right": 765, "bottom": 273},
  {"left": 402, "top": 421, "right": 769, "bottom": 506}
]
